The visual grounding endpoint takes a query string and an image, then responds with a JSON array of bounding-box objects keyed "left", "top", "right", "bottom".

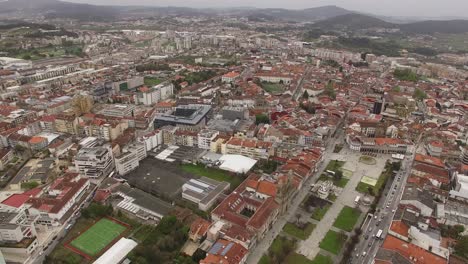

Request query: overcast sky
[{"left": 66, "top": 0, "right": 468, "bottom": 18}]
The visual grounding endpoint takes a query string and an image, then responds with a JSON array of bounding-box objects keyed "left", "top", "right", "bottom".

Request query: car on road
[
  {"left": 365, "top": 235, "right": 369, "bottom": 240},
  {"left": 368, "top": 227, "right": 372, "bottom": 232},
  {"left": 362, "top": 252, "right": 367, "bottom": 257},
  {"left": 368, "top": 243, "right": 372, "bottom": 247}
]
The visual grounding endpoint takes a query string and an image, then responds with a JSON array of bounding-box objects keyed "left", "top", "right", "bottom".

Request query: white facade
[
  {"left": 135, "top": 83, "right": 174, "bottom": 105},
  {"left": 115, "top": 152, "right": 139, "bottom": 176},
  {"left": 139, "top": 130, "right": 163, "bottom": 152},
  {"left": 198, "top": 130, "right": 219, "bottom": 150},
  {"left": 74, "top": 147, "right": 114, "bottom": 178}
]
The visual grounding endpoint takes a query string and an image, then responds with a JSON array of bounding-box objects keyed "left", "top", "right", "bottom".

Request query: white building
[
  {"left": 134, "top": 83, "right": 174, "bottom": 106},
  {"left": 115, "top": 152, "right": 139, "bottom": 176},
  {"left": 115, "top": 142, "right": 147, "bottom": 176},
  {"left": 93, "top": 238, "right": 138, "bottom": 264},
  {"left": 198, "top": 129, "right": 219, "bottom": 150},
  {"left": 75, "top": 147, "right": 114, "bottom": 178},
  {"left": 138, "top": 130, "right": 163, "bottom": 152}
]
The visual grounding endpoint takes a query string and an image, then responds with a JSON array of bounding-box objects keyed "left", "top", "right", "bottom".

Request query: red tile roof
[
  {"left": 390, "top": 220, "right": 410, "bottom": 237},
  {"left": 381, "top": 235, "right": 446, "bottom": 264},
  {"left": 414, "top": 154, "right": 445, "bottom": 168},
  {"left": 201, "top": 239, "right": 248, "bottom": 264}
]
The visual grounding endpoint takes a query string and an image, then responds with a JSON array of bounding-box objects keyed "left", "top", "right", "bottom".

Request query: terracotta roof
[
  {"left": 381, "top": 235, "right": 446, "bottom": 264},
  {"left": 256, "top": 181, "right": 277, "bottom": 197},
  {"left": 223, "top": 72, "right": 240, "bottom": 78},
  {"left": 190, "top": 217, "right": 211, "bottom": 238},
  {"left": 390, "top": 220, "right": 409, "bottom": 237},
  {"left": 26, "top": 173, "right": 88, "bottom": 215},
  {"left": 415, "top": 154, "right": 445, "bottom": 168},
  {"left": 201, "top": 239, "right": 248, "bottom": 264}
]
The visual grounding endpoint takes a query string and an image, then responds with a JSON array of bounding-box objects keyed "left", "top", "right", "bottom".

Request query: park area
[
  {"left": 143, "top": 76, "right": 162, "bottom": 86},
  {"left": 333, "top": 206, "right": 362, "bottom": 232},
  {"left": 261, "top": 82, "right": 284, "bottom": 94},
  {"left": 180, "top": 163, "right": 243, "bottom": 189},
  {"left": 319, "top": 230, "right": 347, "bottom": 255},
  {"left": 259, "top": 236, "right": 313, "bottom": 264},
  {"left": 356, "top": 162, "right": 396, "bottom": 196},
  {"left": 283, "top": 222, "right": 316, "bottom": 240},
  {"left": 311, "top": 254, "right": 333, "bottom": 264},
  {"left": 67, "top": 218, "right": 128, "bottom": 257}
]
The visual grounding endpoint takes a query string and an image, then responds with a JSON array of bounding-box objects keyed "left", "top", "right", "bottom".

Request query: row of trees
[{"left": 340, "top": 228, "right": 361, "bottom": 264}]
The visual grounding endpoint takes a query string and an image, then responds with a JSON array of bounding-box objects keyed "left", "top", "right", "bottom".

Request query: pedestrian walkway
[{"left": 297, "top": 154, "right": 369, "bottom": 260}]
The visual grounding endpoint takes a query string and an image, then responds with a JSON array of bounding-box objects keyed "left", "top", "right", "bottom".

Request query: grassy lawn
[
  {"left": 261, "top": 253, "right": 314, "bottom": 264},
  {"left": 356, "top": 164, "right": 391, "bottom": 196},
  {"left": 335, "top": 178, "right": 349, "bottom": 187},
  {"left": 261, "top": 82, "right": 284, "bottom": 93},
  {"left": 319, "top": 230, "right": 347, "bottom": 255},
  {"left": 318, "top": 174, "right": 349, "bottom": 188},
  {"left": 333, "top": 206, "right": 361, "bottom": 232},
  {"left": 325, "top": 160, "right": 345, "bottom": 172},
  {"left": 311, "top": 204, "right": 331, "bottom": 221},
  {"left": 70, "top": 218, "right": 127, "bottom": 256},
  {"left": 286, "top": 253, "right": 315, "bottom": 264},
  {"left": 283, "top": 222, "right": 316, "bottom": 240},
  {"left": 311, "top": 254, "right": 333, "bottom": 264},
  {"left": 259, "top": 255, "right": 271, "bottom": 264},
  {"left": 180, "top": 163, "right": 243, "bottom": 189},
  {"left": 144, "top": 76, "right": 162, "bottom": 86}
]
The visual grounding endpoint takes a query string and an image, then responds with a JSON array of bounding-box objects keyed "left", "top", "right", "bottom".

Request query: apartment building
[
  {"left": 74, "top": 147, "right": 114, "bottom": 178},
  {"left": 198, "top": 129, "right": 219, "bottom": 150},
  {"left": 222, "top": 137, "right": 274, "bottom": 160}
]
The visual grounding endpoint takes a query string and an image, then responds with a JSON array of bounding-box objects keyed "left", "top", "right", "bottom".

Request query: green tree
[
  {"left": 455, "top": 236, "right": 468, "bottom": 259},
  {"left": 392, "top": 86, "right": 401, "bottom": 92},
  {"left": 22, "top": 54, "right": 31, "bottom": 60},
  {"left": 255, "top": 114, "right": 270, "bottom": 125},
  {"left": 394, "top": 69, "right": 419, "bottom": 82},
  {"left": 334, "top": 170, "right": 343, "bottom": 181},
  {"left": 324, "top": 80, "right": 336, "bottom": 99},
  {"left": 413, "top": 88, "right": 427, "bottom": 101}
]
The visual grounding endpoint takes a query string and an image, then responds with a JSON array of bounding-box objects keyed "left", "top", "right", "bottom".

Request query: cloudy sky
[{"left": 66, "top": 0, "right": 468, "bottom": 18}]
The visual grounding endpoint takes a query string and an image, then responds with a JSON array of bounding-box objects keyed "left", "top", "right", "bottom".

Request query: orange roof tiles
[
  {"left": 414, "top": 154, "right": 445, "bottom": 168},
  {"left": 190, "top": 217, "right": 211, "bottom": 238},
  {"left": 390, "top": 220, "right": 409, "bottom": 237},
  {"left": 381, "top": 235, "right": 446, "bottom": 264},
  {"left": 257, "top": 181, "right": 277, "bottom": 197},
  {"left": 223, "top": 71, "right": 240, "bottom": 78}
]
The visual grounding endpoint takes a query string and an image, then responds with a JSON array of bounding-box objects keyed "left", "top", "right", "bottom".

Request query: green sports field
[{"left": 70, "top": 218, "right": 127, "bottom": 256}]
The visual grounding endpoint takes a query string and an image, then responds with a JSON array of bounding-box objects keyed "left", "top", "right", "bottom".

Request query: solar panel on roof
[
  {"left": 209, "top": 242, "right": 223, "bottom": 255},
  {"left": 221, "top": 243, "right": 234, "bottom": 256}
]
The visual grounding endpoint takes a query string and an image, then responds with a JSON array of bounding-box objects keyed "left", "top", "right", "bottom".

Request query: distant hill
[
  {"left": 311, "top": 13, "right": 396, "bottom": 30},
  {"left": 0, "top": 0, "right": 120, "bottom": 21},
  {"left": 400, "top": 20, "right": 468, "bottom": 34},
  {"left": 247, "top": 6, "right": 353, "bottom": 22},
  {"left": 311, "top": 13, "right": 468, "bottom": 34}
]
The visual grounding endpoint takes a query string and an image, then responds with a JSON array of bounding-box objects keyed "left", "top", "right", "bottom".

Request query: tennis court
[{"left": 69, "top": 218, "right": 127, "bottom": 257}]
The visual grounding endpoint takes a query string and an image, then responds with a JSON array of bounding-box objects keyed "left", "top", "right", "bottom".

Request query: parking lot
[{"left": 123, "top": 158, "right": 196, "bottom": 199}]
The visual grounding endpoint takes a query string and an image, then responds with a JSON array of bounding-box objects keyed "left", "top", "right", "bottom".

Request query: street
[{"left": 352, "top": 152, "right": 416, "bottom": 264}]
